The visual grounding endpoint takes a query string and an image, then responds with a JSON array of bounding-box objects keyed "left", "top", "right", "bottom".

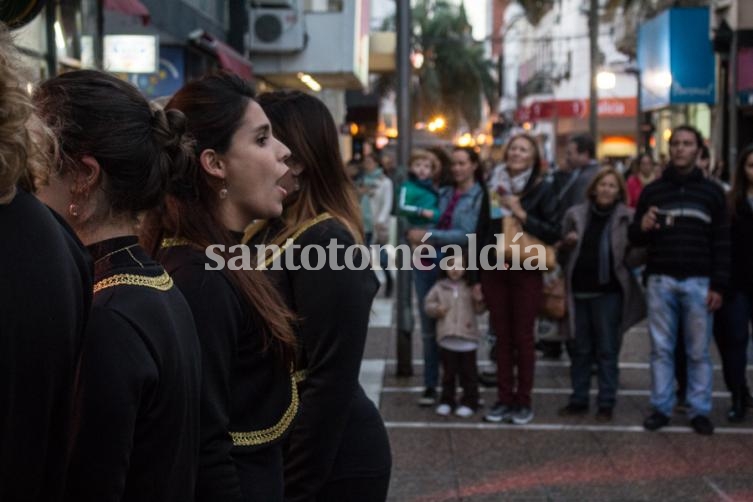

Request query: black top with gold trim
[
  {"left": 158, "top": 236, "right": 297, "bottom": 502},
  {"left": 1, "top": 188, "right": 92, "bottom": 502},
  {"left": 65, "top": 236, "right": 201, "bottom": 502},
  {"left": 246, "top": 215, "right": 392, "bottom": 502}
]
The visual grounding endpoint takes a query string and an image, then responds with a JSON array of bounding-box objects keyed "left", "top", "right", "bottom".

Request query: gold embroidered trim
[
  {"left": 260, "top": 213, "right": 333, "bottom": 269},
  {"left": 293, "top": 369, "right": 307, "bottom": 383},
  {"left": 160, "top": 237, "right": 193, "bottom": 249},
  {"left": 93, "top": 272, "right": 174, "bottom": 294},
  {"left": 229, "top": 372, "right": 299, "bottom": 446}
]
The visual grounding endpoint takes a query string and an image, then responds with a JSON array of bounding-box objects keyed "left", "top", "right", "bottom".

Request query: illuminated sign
[{"left": 104, "top": 35, "right": 158, "bottom": 73}]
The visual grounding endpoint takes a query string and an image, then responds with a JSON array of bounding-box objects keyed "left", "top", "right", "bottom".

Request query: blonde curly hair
[{"left": 0, "top": 23, "right": 55, "bottom": 198}]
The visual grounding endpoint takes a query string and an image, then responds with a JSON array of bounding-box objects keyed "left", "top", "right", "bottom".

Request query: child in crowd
[
  {"left": 424, "top": 254, "right": 485, "bottom": 417},
  {"left": 398, "top": 149, "right": 440, "bottom": 226}
]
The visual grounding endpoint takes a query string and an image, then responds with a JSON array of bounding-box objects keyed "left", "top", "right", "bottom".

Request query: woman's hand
[
  {"left": 501, "top": 195, "right": 527, "bottom": 223},
  {"left": 406, "top": 229, "right": 428, "bottom": 246},
  {"left": 562, "top": 231, "right": 578, "bottom": 248}
]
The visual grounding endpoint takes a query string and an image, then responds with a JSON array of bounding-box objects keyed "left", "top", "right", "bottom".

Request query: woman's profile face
[
  {"left": 218, "top": 100, "right": 291, "bottom": 221},
  {"left": 450, "top": 150, "right": 476, "bottom": 186}
]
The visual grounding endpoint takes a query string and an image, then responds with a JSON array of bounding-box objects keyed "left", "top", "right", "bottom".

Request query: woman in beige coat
[{"left": 557, "top": 168, "right": 646, "bottom": 421}]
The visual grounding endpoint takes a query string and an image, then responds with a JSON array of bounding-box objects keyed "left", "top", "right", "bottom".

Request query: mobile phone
[{"left": 655, "top": 209, "right": 674, "bottom": 228}]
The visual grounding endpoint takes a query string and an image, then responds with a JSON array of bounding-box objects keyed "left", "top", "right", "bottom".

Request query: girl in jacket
[
  {"left": 557, "top": 167, "right": 646, "bottom": 421},
  {"left": 34, "top": 70, "right": 202, "bottom": 502},
  {"left": 717, "top": 144, "right": 753, "bottom": 422},
  {"left": 475, "top": 134, "right": 561, "bottom": 425},
  {"left": 407, "top": 147, "right": 485, "bottom": 408},
  {"left": 143, "top": 72, "right": 297, "bottom": 502},
  {"left": 425, "top": 254, "right": 485, "bottom": 418},
  {"left": 248, "top": 90, "right": 392, "bottom": 502}
]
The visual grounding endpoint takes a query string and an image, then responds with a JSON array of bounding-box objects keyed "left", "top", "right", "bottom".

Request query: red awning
[
  {"left": 214, "top": 39, "right": 254, "bottom": 82},
  {"left": 192, "top": 31, "right": 254, "bottom": 82},
  {"left": 103, "top": 0, "right": 150, "bottom": 25}
]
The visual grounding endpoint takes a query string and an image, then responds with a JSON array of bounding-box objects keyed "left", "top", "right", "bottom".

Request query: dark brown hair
[
  {"left": 729, "top": 143, "right": 753, "bottom": 216},
  {"left": 144, "top": 71, "right": 295, "bottom": 361},
  {"left": 256, "top": 90, "right": 364, "bottom": 244},
  {"left": 34, "top": 70, "right": 193, "bottom": 218}
]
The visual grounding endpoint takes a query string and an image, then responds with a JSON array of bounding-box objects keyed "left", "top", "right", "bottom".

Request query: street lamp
[{"left": 596, "top": 70, "right": 617, "bottom": 90}]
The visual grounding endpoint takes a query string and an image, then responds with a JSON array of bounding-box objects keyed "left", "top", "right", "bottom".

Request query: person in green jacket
[{"left": 398, "top": 149, "right": 440, "bottom": 227}]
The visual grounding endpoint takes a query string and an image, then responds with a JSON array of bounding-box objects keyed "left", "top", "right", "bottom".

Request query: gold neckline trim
[
  {"left": 229, "top": 371, "right": 300, "bottom": 446},
  {"left": 93, "top": 271, "right": 174, "bottom": 294},
  {"left": 259, "top": 213, "right": 333, "bottom": 269},
  {"left": 160, "top": 237, "right": 193, "bottom": 249}
]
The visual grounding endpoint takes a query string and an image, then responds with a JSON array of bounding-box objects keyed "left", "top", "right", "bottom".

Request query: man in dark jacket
[{"left": 629, "top": 125, "right": 730, "bottom": 436}]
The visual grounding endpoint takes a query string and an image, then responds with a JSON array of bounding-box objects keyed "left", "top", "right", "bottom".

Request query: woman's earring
[
  {"left": 68, "top": 203, "right": 79, "bottom": 217},
  {"left": 219, "top": 183, "right": 228, "bottom": 200}
]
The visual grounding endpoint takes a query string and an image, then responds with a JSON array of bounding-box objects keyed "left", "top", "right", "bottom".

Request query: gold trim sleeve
[
  {"left": 93, "top": 271, "right": 174, "bottom": 294},
  {"left": 229, "top": 371, "right": 300, "bottom": 446}
]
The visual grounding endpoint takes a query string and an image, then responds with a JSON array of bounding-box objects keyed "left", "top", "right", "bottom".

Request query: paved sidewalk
[{"left": 361, "top": 296, "right": 753, "bottom": 501}]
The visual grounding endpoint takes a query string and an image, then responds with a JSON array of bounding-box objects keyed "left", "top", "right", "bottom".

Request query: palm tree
[{"left": 376, "top": 1, "right": 497, "bottom": 132}]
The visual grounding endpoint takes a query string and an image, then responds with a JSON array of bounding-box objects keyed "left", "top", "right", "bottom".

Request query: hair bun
[{"left": 150, "top": 104, "right": 197, "bottom": 199}]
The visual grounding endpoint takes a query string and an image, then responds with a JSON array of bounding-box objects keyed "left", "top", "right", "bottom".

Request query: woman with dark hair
[
  {"left": 142, "top": 72, "right": 297, "bottom": 502},
  {"left": 407, "top": 146, "right": 485, "bottom": 407},
  {"left": 557, "top": 168, "right": 646, "bottom": 421},
  {"left": 474, "top": 134, "right": 560, "bottom": 425},
  {"left": 0, "top": 27, "right": 92, "bottom": 502},
  {"left": 626, "top": 152, "right": 656, "bottom": 208},
  {"left": 717, "top": 144, "right": 753, "bottom": 421},
  {"left": 245, "top": 90, "right": 391, "bottom": 502},
  {"left": 33, "top": 69, "right": 201, "bottom": 501}
]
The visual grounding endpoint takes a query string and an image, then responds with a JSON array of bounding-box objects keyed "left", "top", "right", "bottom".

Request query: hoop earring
[{"left": 68, "top": 203, "right": 79, "bottom": 217}]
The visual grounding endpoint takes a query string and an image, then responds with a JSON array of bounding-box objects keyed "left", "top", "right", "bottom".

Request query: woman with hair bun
[
  {"left": 142, "top": 72, "right": 298, "bottom": 502},
  {"left": 33, "top": 69, "right": 202, "bottom": 502}
]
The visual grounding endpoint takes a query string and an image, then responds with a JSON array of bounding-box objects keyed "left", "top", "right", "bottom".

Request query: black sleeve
[
  {"left": 523, "top": 182, "right": 561, "bottom": 245},
  {"left": 628, "top": 187, "right": 651, "bottom": 246},
  {"left": 283, "top": 224, "right": 374, "bottom": 501},
  {"left": 171, "top": 265, "right": 244, "bottom": 502},
  {"left": 66, "top": 307, "right": 156, "bottom": 502},
  {"left": 710, "top": 188, "right": 731, "bottom": 293}
]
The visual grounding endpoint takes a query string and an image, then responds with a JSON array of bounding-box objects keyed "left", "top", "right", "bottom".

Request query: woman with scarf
[
  {"left": 557, "top": 167, "right": 645, "bottom": 421},
  {"left": 474, "top": 134, "right": 560, "bottom": 425}
]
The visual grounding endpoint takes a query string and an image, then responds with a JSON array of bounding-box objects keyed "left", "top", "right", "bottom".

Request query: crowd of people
[{"left": 349, "top": 121, "right": 752, "bottom": 437}]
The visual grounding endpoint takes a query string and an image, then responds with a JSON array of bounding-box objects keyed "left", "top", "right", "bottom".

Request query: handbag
[
  {"left": 540, "top": 269, "right": 567, "bottom": 319},
  {"left": 499, "top": 216, "right": 557, "bottom": 271}
]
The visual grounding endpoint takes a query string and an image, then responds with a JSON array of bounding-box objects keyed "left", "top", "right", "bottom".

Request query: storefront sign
[
  {"left": 128, "top": 46, "right": 185, "bottom": 99},
  {"left": 638, "top": 7, "right": 716, "bottom": 110},
  {"left": 515, "top": 97, "right": 637, "bottom": 122}
]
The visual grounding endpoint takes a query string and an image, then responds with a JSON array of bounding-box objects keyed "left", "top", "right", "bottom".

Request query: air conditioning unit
[{"left": 248, "top": 4, "right": 306, "bottom": 54}]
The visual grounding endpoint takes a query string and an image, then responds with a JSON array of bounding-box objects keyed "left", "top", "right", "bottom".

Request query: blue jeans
[
  {"left": 567, "top": 292, "right": 623, "bottom": 409},
  {"left": 413, "top": 264, "right": 439, "bottom": 389},
  {"left": 646, "top": 275, "right": 713, "bottom": 418}
]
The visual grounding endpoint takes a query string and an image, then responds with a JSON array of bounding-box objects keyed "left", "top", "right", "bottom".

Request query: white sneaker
[
  {"left": 454, "top": 405, "right": 474, "bottom": 418},
  {"left": 435, "top": 403, "right": 452, "bottom": 416}
]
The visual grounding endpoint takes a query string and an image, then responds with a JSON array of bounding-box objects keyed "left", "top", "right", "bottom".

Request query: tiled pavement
[{"left": 361, "top": 293, "right": 753, "bottom": 502}]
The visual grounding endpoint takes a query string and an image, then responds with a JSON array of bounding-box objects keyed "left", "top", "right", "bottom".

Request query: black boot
[{"left": 727, "top": 391, "right": 746, "bottom": 423}]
